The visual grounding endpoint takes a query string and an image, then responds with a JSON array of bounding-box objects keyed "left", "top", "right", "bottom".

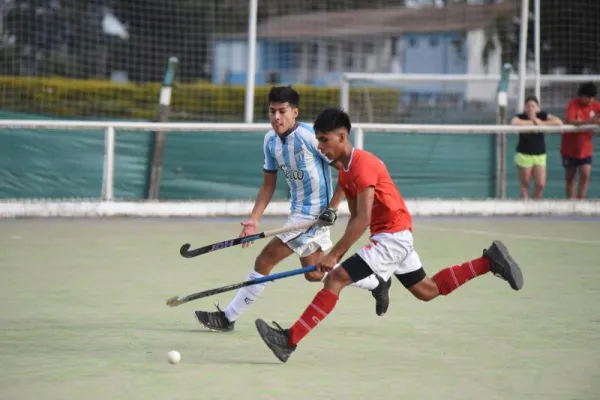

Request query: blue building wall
[
  {"left": 212, "top": 40, "right": 300, "bottom": 86},
  {"left": 400, "top": 32, "right": 467, "bottom": 105},
  {"left": 212, "top": 32, "right": 469, "bottom": 104}
]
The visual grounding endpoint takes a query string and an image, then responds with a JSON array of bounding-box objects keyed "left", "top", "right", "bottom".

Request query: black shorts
[
  {"left": 562, "top": 156, "right": 592, "bottom": 168},
  {"left": 341, "top": 253, "right": 427, "bottom": 289}
]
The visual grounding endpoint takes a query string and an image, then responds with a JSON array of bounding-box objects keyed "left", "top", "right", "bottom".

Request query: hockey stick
[
  {"left": 166, "top": 265, "right": 317, "bottom": 307},
  {"left": 179, "top": 219, "right": 319, "bottom": 258}
]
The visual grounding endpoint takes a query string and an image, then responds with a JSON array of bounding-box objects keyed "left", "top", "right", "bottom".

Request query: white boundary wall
[{"left": 1, "top": 199, "right": 599, "bottom": 218}]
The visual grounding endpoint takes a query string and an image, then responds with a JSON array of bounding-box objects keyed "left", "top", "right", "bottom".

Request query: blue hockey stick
[{"left": 166, "top": 265, "right": 317, "bottom": 307}]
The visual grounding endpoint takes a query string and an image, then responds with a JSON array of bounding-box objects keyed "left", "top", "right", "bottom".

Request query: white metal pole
[
  {"left": 354, "top": 127, "right": 364, "bottom": 149},
  {"left": 517, "top": 0, "right": 530, "bottom": 108},
  {"left": 340, "top": 75, "right": 350, "bottom": 112},
  {"left": 534, "top": 0, "right": 541, "bottom": 103},
  {"left": 102, "top": 126, "right": 115, "bottom": 201},
  {"left": 244, "top": 0, "right": 258, "bottom": 123}
]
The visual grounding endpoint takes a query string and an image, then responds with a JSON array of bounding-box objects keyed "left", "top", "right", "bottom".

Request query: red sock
[
  {"left": 288, "top": 289, "right": 338, "bottom": 347},
  {"left": 433, "top": 256, "right": 490, "bottom": 295}
]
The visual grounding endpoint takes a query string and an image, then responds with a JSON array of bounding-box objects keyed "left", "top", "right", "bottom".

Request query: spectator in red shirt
[{"left": 561, "top": 82, "right": 600, "bottom": 199}]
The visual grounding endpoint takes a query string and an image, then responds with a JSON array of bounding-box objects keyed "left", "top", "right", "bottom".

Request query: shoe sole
[
  {"left": 193, "top": 311, "right": 234, "bottom": 332},
  {"left": 491, "top": 241, "right": 524, "bottom": 291},
  {"left": 255, "top": 319, "right": 290, "bottom": 363}
]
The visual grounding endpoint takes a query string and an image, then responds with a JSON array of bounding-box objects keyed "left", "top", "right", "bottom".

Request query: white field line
[{"left": 417, "top": 225, "right": 600, "bottom": 245}]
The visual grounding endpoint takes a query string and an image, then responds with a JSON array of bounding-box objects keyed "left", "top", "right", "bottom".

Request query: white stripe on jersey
[
  {"left": 308, "top": 153, "right": 321, "bottom": 216},
  {"left": 286, "top": 132, "right": 304, "bottom": 209},
  {"left": 273, "top": 133, "right": 283, "bottom": 169},
  {"left": 295, "top": 125, "right": 331, "bottom": 216},
  {"left": 262, "top": 123, "right": 332, "bottom": 217},
  {"left": 296, "top": 129, "right": 323, "bottom": 216}
]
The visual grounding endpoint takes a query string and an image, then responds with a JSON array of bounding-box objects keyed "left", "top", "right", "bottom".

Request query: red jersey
[
  {"left": 560, "top": 98, "right": 600, "bottom": 158},
  {"left": 338, "top": 148, "right": 412, "bottom": 235}
]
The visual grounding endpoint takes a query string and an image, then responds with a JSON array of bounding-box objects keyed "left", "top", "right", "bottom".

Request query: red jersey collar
[{"left": 343, "top": 148, "right": 356, "bottom": 172}]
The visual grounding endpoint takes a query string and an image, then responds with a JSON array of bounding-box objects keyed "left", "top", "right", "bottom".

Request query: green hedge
[{"left": 0, "top": 77, "right": 400, "bottom": 121}]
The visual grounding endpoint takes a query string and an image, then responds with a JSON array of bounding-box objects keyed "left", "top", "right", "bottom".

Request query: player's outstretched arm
[
  {"left": 249, "top": 171, "right": 277, "bottom": 221},
  {"left": 328, "top": 187, "right": 374, "bottom": 262},
  {"left": 240, "top": 172, "right": 277, "bottom": 247}
]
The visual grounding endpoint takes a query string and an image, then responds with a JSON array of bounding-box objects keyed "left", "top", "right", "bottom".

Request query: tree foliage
[
  {"left": 530, "top": 0, "right": 600, "bottom": 74},
  {"left": 442, "top": 0, "right": 600, "bottom": 74}
]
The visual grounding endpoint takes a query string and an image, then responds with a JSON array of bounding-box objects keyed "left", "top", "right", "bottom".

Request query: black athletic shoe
[
  {"left": 371, "top": 275, "right": 392, "bottom": 316},
  {"left": 255, "top": 319, "right": 296, "bottom": 363},
  {"left": 483, "top": 240, "right": 523, "bottom": 291},
  {"left": 194, "top": 305, "right": 235, "bottom": 332}
]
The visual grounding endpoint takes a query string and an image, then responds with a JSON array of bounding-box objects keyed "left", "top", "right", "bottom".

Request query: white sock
[
  {"left": 351, "top": 274, "right": 380, "bottom": 290},
  {"left": 223, "top": 271, "right": 267, "bottom": 322},
  {"left": 321, "top": 269, "right": 380, "bottom": 291}
]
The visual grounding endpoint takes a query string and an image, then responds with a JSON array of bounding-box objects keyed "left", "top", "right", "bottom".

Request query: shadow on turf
[
  {"left": 150, "top": 328, "right": 283, "bottom": 364},
  {"left": 205, "top": 359, "right": 281, "bottom": 366},
  {"left": 151, "top": 327, "right": 228, "bottom": 334}
]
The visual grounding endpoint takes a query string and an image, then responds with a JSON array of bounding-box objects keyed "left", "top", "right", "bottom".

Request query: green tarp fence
[{"left": 1, "top": 111, "right": 598, "bottom": 200}]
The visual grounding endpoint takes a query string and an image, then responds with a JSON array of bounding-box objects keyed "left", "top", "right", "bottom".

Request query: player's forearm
[
  {"left": 329, "top": 214, "right": 369, "bottom": 261},
  {"left": 249, "top": 184, "right": 276, "bottom": 221},
  {"left": 539, "top": 119, "right": 562, "bottom": 126},
  {"left": 329, "top": 184, "right": 344, "bottom": 210},
  {"left": 566, "top": 119, "right": 593, "bottom": 125},
  {"left": 511, "top": 118, "right": 534, "bottom": 126}
]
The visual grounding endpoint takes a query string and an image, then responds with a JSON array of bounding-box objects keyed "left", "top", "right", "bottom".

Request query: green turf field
[{"left": 1, "top": 217, "right": 599, "bottom": 400}]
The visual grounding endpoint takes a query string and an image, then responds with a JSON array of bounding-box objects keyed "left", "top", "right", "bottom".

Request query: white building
[{"left": 212, "top": 2, "right": 516, "bottom": 104}]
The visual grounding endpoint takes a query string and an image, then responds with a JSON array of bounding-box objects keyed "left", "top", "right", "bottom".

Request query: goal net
[
  {"left": 2, "top": 1, "right": 598, "bottom": 122},
  {"left": 530, "top": 0, "right": 600, "bottom": 110},
  {"left": 340, "top": 0, "right": 600, "bottom": 123},
  {"left": 1, "top": 1, "right": 600, "bottom": 218},
  {"left": 0, "top": 0, "right": 253, "bottom": 122},
  {"left": 0, "top": 0, "right": 423, "bottom": 123}
]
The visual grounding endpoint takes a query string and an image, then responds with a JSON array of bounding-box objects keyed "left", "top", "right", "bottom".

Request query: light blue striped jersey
[{"left": 263, "top": 122, "right": 334, "bottom": 217}]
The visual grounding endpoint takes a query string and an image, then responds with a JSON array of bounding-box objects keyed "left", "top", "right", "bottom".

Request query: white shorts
[
  {"left": 356, "top": 230, "right": 423, "bottom": 281},
  {"left": 276, "top": 214, "right": 332, "bottom": 258}
]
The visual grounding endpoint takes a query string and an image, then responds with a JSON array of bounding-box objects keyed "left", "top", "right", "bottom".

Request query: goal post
[
  {"left": 496, "top": 63, "right": 513, "bottom": 199},
  {"left": 340, "top": 73, "right": 600, "bottom": 120}
]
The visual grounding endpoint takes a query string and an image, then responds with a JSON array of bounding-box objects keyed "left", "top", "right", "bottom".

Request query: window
[
  {"left": 291, "top": 44, "right": 303, "bottom": 71},
  {"left": 309, "top": 43, "right": 319, "bottom": 69},
  {"left": 391, "top": 37, "right": 398, "bottom": 57},
  {"left": 327, "top": 44, "right": 337, "bottom": 71},
  {"left": 343, "top": 42, "right": 354, "bottom": 69}
]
